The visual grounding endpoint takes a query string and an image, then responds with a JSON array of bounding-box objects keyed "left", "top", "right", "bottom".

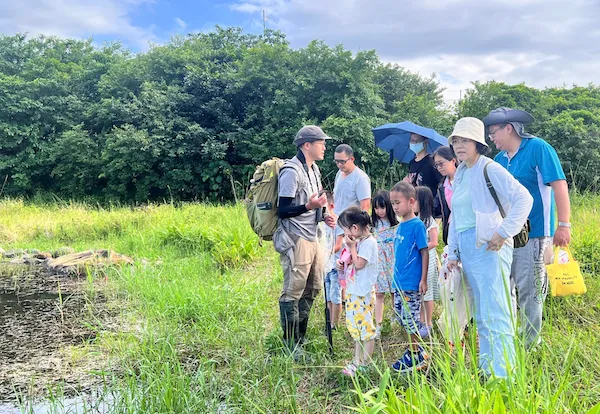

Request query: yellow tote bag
[{"left": 546, "top": 247, "right": 587, "bottom": 297}]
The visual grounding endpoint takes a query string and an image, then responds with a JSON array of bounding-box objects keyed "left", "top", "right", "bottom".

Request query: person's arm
[
  {"left": 356, "top": 173, "right": 372, "bottom": 213},
  {"left": 419, "top": 247, "right": 429, "bottom": 295},
  {"left": 447, "top": 211, "right": 459, "bottom": 267},
  {"left": 415, "top": 225, "right": 429, "bottom": 294},
  {"left": 350, "top": 244, "right": 368, "bottom": 270},
  {"left": 551, "top": 180, "right": 571, "bottom": 246},
  {"left": 334, "top": 234, "right": 344, "bottom": 253},
  {"left": 277, "top": 197, "right": 308, "bottom": 219},
  {"left": 345, "top": 237, "right": 367, "bottom": 270},
  {"left": 537, "top": 142, "right": 570, "bottom": 246},
  {"left": 427, "top": 226, "right": 439, "bottom": 250},
  {"left": 278, "top": 167, "right": 327, "bottom": 219},
  {"left": 359, "top": 198, "right": 371, "bottom": 213}
]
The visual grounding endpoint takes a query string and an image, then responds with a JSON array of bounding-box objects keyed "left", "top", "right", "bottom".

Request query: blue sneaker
[{"left": 392, "top": 347, "right": 428, "bottom": 373}]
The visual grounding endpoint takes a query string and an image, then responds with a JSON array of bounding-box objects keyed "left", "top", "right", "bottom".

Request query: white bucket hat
[{"left": 448, "top": 117, "right": 488, "bottom": 147}]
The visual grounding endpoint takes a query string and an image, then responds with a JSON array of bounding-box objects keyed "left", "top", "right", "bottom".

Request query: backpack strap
[{"left": 484, "top": 162, "right": 506, "bottom": 218}]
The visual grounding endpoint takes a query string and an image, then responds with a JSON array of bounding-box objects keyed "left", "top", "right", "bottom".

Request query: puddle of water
[
  {"left": 1, "top": 292, "right": 62, "bottom": 315},
  {"left": 0, "top": 391, "right": 114, "bottom": 414},
  {"left": 0, "top": 265, "right": 114, "bottom": 403}
]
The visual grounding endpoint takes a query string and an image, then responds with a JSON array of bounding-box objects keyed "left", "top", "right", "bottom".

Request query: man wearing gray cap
[
  {"left": 484, "top": 107, "right": 572, "bottom": 348},
  {"left": 276, "top": 125, "right": 330, "bottom": 353}
]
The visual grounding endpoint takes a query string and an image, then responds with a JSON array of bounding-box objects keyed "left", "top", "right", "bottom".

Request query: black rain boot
[
  {"left": 297, "top": 295, "right": 315, "bottom": 345},
  {"left": 279, "top": 301, "right": 299, "bottom": 352}
]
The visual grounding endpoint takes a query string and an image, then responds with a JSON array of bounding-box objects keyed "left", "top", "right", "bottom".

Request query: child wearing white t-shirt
[{"left": 335, "top": 206, "right": 378, "bottom": 377}]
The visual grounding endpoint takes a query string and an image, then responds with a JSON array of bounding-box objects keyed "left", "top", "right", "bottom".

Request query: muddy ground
[{"left": 0, "top": 263, "right": 117, "bottom": 402}]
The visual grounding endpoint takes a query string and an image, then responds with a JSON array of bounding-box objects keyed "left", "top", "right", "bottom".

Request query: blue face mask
[{"left": 410, "top": 142, "right": 425, "bottom": 154}]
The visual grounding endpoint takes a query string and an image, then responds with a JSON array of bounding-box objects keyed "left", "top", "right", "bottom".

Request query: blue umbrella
[{"left": 373, "top": 121, "right": 448, "bottom": 164}]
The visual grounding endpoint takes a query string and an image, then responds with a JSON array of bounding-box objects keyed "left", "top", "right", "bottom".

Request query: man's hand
[
  {"left": 486, "top": 232, "right": 507, "bottom": 251},
  {"left": 419, "top": 280, "right": 428, "bottom": 295},
  {"left": 447, "top": 260, "right": 458, "bottom": 272},
  {"left": 553, "top": 226, "right": 571, "bottom": 247},
  {"left": 325, "top": 213, "right": 337, "bottom": 229},
  {"left": 306, "top": 193, "right": 327, "bottom": 210}
]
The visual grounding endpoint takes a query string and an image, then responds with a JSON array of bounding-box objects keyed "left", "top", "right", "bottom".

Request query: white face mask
[{"left": 410, "top": 142, "right": 425, "bottom": 154}]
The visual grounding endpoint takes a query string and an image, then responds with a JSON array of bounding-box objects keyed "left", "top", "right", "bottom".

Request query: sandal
[{"left": 342, "top": 362, "right": 358, "bottom": 377}]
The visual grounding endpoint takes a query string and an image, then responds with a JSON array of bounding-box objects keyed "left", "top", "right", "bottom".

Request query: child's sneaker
[
  {"left": 392, "top": 347, "right": 428, "bottom": 373},
  {"left": 342, "top": 362, "right": 358, "bottom": 377}
]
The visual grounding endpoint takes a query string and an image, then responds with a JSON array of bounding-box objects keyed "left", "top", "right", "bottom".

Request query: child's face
[
  {"left": 374, "top": 205, "right": 387, "bottom": 219},
  {"left": 390, "top": 191, "right": 414, "bottom": 218},
  {"left": 342, "top": 225, "right": 361, "bottom": 240}
]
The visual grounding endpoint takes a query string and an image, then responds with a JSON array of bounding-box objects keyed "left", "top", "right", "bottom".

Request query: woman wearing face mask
[{"left": 405, "top": 134, "right": 443, "bottom": 208}]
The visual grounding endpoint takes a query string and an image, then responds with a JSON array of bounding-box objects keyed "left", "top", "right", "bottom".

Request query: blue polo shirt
[{"left": 494, "top": 137, "right": 566, "bottom": 238}]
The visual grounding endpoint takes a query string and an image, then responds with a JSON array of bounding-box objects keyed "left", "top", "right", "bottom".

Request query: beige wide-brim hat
[{"left": 448, "top": 117, "right": 488, "bottom": 147}]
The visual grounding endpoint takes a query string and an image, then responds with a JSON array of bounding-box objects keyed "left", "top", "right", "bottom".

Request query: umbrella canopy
[{"left": 373, "top": 121, "right": 448, "bottom": 164}]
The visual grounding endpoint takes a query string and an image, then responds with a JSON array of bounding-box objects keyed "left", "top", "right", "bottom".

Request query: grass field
[{"left": 0, "top": 194, "right": 598, "bottom": 413}]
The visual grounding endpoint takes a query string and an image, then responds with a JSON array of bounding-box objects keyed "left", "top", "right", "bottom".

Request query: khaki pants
[{"left": 280, "top": 237, "right": 323, "bottom": 302}]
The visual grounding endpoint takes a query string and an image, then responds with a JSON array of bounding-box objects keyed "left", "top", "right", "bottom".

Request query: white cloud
[
  {"left": 231, "top": 0, "right": 600, "bottom": 101},
  {"left": 0, "top": 0, "right": 157, "bottom": 49},
  {"left": 230, "top": 3, "right": 262, "bottom": 13},
  {"left": 174, "top": 17, "right": 187, "bottom": 30}
]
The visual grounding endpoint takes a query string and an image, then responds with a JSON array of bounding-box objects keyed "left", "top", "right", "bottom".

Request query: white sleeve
[{"left": 447, "top": 212, "right": 459, "bottom": 262}]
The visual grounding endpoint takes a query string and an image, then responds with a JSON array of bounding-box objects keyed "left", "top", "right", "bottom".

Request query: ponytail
[{"left": 339, "top": 206, "right": 371, "bottom": 232}]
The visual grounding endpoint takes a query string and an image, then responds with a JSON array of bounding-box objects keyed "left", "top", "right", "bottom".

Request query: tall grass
[{"left": 0, "top": 196, "right": 598, "bottom": 413}]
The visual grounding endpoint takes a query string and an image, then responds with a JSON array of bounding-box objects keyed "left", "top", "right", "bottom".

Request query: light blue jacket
[{"left": 447, "top": 155, "right": 533, "bottom": 261}]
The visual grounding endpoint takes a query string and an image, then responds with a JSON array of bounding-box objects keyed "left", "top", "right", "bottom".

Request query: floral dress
[{"left": 373, "top": 219, "right": 395, "bottom": 294}]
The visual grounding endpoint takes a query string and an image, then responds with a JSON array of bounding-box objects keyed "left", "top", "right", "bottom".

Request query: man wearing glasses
[
  {"left": 484, "top": 107, "right": 572, "bottom": 349},
  {"left": 332, "top": 144, "right": 372, "bottom": 220},
  {"left": 329, "top": 144, "right": 372, "bottom": 326}
]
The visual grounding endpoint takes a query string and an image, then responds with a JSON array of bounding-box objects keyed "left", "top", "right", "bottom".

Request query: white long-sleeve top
[{"left": 447, "top": 155, "right": 533, "bottom": 262}]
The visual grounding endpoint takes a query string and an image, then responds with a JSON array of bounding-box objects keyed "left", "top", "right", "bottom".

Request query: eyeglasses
[
  {"left": 434, "top": 161, "right": 446, "bottom": 169},
  {"left": 452, "top": 138, "right": 471, "bottom": 147},
  {"left": 488, "top": 124, "right": 507, "bottom": 139},
  {"left": 334, "top": 159, "right": 350, "bottom": 165}
]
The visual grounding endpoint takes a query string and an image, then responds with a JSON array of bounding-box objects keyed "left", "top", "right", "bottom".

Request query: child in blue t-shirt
[{"left": 389, "top": 181, "right": 430, "bottom": 373}]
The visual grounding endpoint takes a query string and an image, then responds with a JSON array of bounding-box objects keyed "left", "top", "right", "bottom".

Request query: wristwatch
[{"left": 558, "top": 222, "right": 572, "bottom": 228}]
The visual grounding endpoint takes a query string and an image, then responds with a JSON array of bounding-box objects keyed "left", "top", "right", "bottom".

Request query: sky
[{"left": 1, "top": 0, "right": 599, "bottom": 103}]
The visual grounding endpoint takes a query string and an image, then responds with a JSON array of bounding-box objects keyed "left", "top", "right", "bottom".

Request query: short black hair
[
  {"left": 324, "top": 190, "right": 334, "bottom": 204},
  {"left": 433, "top": 146, "right": 457, "bottom": 163},
  {"left": 390, "top": 181, "right": 416, "bottom": 200},
  {"left": 335, "top": 144, "right": 354, "bottom": 157},
  {"left": 476, "top": 142, "right": 491, "bottom": 155}
]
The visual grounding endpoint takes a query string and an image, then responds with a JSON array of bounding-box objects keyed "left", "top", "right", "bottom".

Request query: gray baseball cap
[{"left": 293, "top": 125, "right": 332, "bottom": 147}]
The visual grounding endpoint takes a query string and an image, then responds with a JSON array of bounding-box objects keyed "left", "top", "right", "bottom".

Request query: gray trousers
[{"left": 510, "top": 237, "right": 552, "bottom": 347}]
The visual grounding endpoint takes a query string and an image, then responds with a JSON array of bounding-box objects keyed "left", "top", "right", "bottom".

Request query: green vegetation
[
  {"left": 0, "top": 196, "right": 598, "bottom": 413},
  {"left": 2, "top": 29, "right": 600, "bottom": 204}
]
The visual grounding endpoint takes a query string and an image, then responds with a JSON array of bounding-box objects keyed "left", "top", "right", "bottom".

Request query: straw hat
[{"left": 448, "top": 117, "right": 488, "bottom": 147}]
